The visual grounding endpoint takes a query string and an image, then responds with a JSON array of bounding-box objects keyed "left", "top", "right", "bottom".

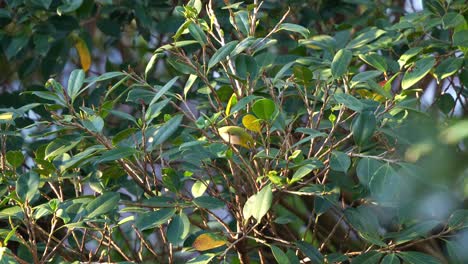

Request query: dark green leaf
[
  {"left": 330, "top": 151, "right": 351, "bottom": 172},
  {"left": 150, "top": 76, "right": 179, "bottom": 105},
  {"left": 135, "top": 208, "right": 176, "bottom": 231},
  {"left": 167, "top": 213, "right": 190, "bottom": 244},
  {"left": 252, "top": 98, "right": 276, "bottom": 121},
  {"left": 270, "top": 245, "right": 291, "bottom": 264},
  {"left": 296, "top": 241, "right": 324, "bottom": 264},
  {"left": 45, "top": 135, "right": 82, "bottom": 160},
  {"left": 57, "top": 0, "right": 83, "bottom": 15},
  {"left": 85, "top": 192, "right": 120, "bottom": 219},
  {"left": 278, "top": 23, "right": 310, "bottom": 38},
  {"left": 235, "top": 54, "right": 258, "bottom": 80},
  {"left": 6, "top": 150, "right": 24, "bottom": 168},
  {"left": 356, "top": 158, "right": 384, "bottom": 187},
  {"left": 398, "top": 251, "right": 441, "bottom": 264},
  {"left": 331, "top": 49, "right": 353, "bottom": 78},
  {"left": 352, "top": 111, "right": 376, "bottom": 146},
  {"left": 16, "top": 172, "right": 39, "bottom": 203},
  {"left": 453, "top": 30, "right": 468, "bottom": 47},
  {"left": 434, "top": 57, "right": 463, "bottom": 81},
  {"left": 351, "top": 251, "right": 382, "bottom": 264},
  {"left": 95, "top": 147, "right": 138, "bottom": 163},
  {"left": 148, "top": 115, "right": 183, "bottom": 149},
  {"left": 359, "top": 53, "right": 387, "bottom": 72},
  {"left": 193, "top": 196, "right": 225, "bottom": 210},
  {"left": 334, "top": 93, "right": 364, "bottom": 112},
  {"left": 67, "top": 69, "right": 85, "bottom": 102},
  {"left": 188, "top": 23, "right": 207, "bottom": 45},
  {"left": 381, "top": 254, "right": 400, "bottom": 264},
  {"left": 402, "top": 57, "right": 435, "bottom": 89},
  {"left": 290, "top": 159, "right": 324, "bottom": 184},
  {"left": 243, "top": 185, "right": 273, "bottom": 222},
  {"left": 208, "top": 41, "right": 239, "bottom": 70}
]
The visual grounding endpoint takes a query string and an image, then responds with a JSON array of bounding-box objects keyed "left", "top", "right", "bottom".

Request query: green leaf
[
  {"left": 346, "top": 27, "right": 386, "bottom": 49},
  {"left": 150, "top": 76, "right": 179, "bottom": 105},
  {"left": 82, "top": 115, "right": 104, "bottom": 133},
  {"left": 57, "top": 0, "right": 83, "bottom": 15},
  {"left": 193, "top": 196, "right": 224, "bottom": 209},
  {"left": 184, "top": 74, "right": 198, "bottom": 98},
  {"left": 331, "top": 49, "right": 353, "bottom": 78},
  {"left": 6, "top": 150, "right": 24, "bottom": 168},
  {"left": 148, "top": 115, "right": 183, "bottom": 149},
  {"left": 208, "top": 41, "right": 239, "bottom": 70},
  {"left": 358, "top": 53, "right": 387, "bottom": 72},
  {"left": 95, "top": 147, "right": 138, "bottom": 163},
  {"left": 351, "top": 251, "right": 382, "bottom": 264},
  {"left": 191, "top": 180, "right": 208, "bottom": 198},
  {"left": 6, "top": 35, "right": 29, "bottom": 60},
  {"left": 398, "top": 251, "right": 440, "bottom": 264},
  {"left": 434, "top": 57, "right": 463, "bottom": 81},
  {"left": 232, "top": 11, "right": 249, "bottom": 36},
  {"left": 270, "top": 245, "right": 291, "bottom": 264},
  {"left": 85, "top": 192, "right": 120, "bottom": 219},
  {"left": 243, "top": 185, "right": 273, "bottom": 222},
  {"left": 334, "top": 93, "right": 364, "bottom": 112},
  {"left": 330, "top": 151, "right": 351, "bottom": 172},
  {"left": 67, "top": 69, "right": 85, "bottom": 102},
  {"left": 235, "top": 54, "right": 258, "bottom": 80},
  {"left": 16, "top": 172, "right": 39, "bottom": 203},
  {"left": 442, "top": 12, "right": 465, "bottom": 29},
  {"left": 369, "top": 164, "right": 399, "bottom": 205},
  {"left": 186, "top": 253, "right": 216, "bottom": 264},
  {"left": 45, "top": 135, "right": 82, "bottom": 160},
  {"left": 252, "top": 98, "right": 276, "bottom": 121},
  {"left": 356, "top": 158, "right": 384, "bottom": 187},
  {"left": 352, "top": 111, "right": 376, "bottom": 146},
  {"left": 278, "top": 23, "right": 310, "bottom": 38},
  {"left": 167, "top": 213, "right": 190, "bottom": 244},
  {"left": 145, "top": 53, "right": 163, "bottom": 79},
  {"left": 225, "top": 93, "right": 238, "bottom": 116},
  {"left": 381, "top": 254, "right": 400, "bottom": 264},
  {"left": 145, "top": 98, "right": 171, "bottom": 125},
  {"left": 398, "top": 47, "right": 423, "bottom": 68},
  {"left": 448, "top": 209, "right": 468, "bottom": 229},
  {"left": 453, "top": 29, "right": 468, "bottom": 47},
  {"left": 290, "top": 159, "right": 324, "bottom": 184},
  {"left": 295, "top": 241, "right": 324, "bottom": 264},
  {"left": 401, "top": 57, "right": 435, "bottom": 89},
  {"left": 135, "top": 208, "right": 176, "bottom": 231},
  {"left": 188, "top": 23, "right": 207, "bottom": 45}
]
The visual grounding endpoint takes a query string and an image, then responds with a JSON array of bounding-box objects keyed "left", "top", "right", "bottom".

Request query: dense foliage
[{"left": 1, "top": 0, "right": 468, "bottom": 263}]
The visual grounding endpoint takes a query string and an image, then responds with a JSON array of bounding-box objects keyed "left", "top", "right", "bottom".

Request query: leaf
[
  {"left": 346, "top": 27, "right": 386, "bottom": 49},
  {"left": 135, "top": 208, "right": 176, "bottom": 231},
  {"left": 208, "top": 41, "right": 239, "bottom": 70},
  {"left": 6, "top": 151, "right": 24, "bottom": 168},
  {"left": 270, "top": 245, "right": 291, "bottom": 264},
  {"left": 441, "top": 120, "right": 468, "bottom": 144},
  {"left": 434, "top": 57, "right": 463, "bottom": 81},
  {"left": 359, "top": 53, "right": 387, "bottom": 72},
  {"left": 184, "top": 74, "right": 198, "bottom": 98},
  {"left": 85, "top": 192, "right": 120, "bottom": 219},
  {"left": 150, "top": 76, "right": 179, "bottom": 105},
  {"left": 442, "top": 12, "right": 465, "bottom": 29},
  {"left": 278, "top": 23, "right": 310, "bottom": 38},
  {"left": 218, "top": 126, "right": 254, "bottom": 148},
  {"left": 167, "top": 213, "right": 190, "bottom": 244},
  {"left": 352, "top": 111, "right": 376, "bottom": 146},
  {"left": 295, "top": 241, "right": 324, "bottom": 264},
  {"left": 334, "top": 93, "right": 364, "bottom": 112},
  {"left": 188, "top": 23, "right": 207, "bottom": 45},
  {"left": 82, "top": 115, "right": 104, "bottom": 133},
  {"left": 401, "top": 57, "right": 435, "bottom": 89},
  {"left": 356, "top": 158, "right": 384, "bottom": 187},
  {"left": 191, "top": 180, "right": 208, "bottom": 198},
  {"left": 273, "top": 61, "right": 295, "bottom": 84},
  {"left": 252, "top": 98, "right": 276, "bottom": 121},
  {"left": 67, "top": 69, "right": 85, "bottom": 102},
  {"left": 242, "top": 114, "right": 261, "bottom": 133},
  {"left": 351, "top": 71, "right": 382, "bottom": 85},
  {"left": 0, "top": 112, "right": 13, "bottom": 122},
  {"left": 145, "top": 53, "right": 162, "bottom": 79},
  {"left": 448, "top": 209, "right": 468, "bottom": 229},
  {"left": 186, "top": 253, "right": 216, "bottom": 264},
  {"left": 453, "top": 29, "right": 468, "bottom": 47},
  {"left": 95, "top": 147, "right": 138, "bottom": 163},
  {"left": 235, "top": 54, "right": 258, "bottom": 80},
  {"left": 330, "top": 151, "right": 351, "bottom": 172},
  {"left": 192, "top": 233, "right": 227, "bottom": 251},
  {"left": 148, "top": 115, "right": 183, "bottom": 149},
  {"left": 225, "top": 93, "right": 238, "bottom": 116},
  {"left": 351, "top": 251, "right": 382, "bottom": 264},
  {"left": 331, "top": 49, "right": 353, "bottom": 78},
  {"left": 5, "top": 35, "right": 29, "bottom": 60},
  {"left": 57, "top": 0, "right": 83, "bottom": 15},
  {"left": 243, "top": 185, "right": 273, "bottom": 222},
  {"left": 45, "top": 135, "right": 82, "bottom": 160},
  {"left": 398, "top": 47, "right": 423, "bottom": 68},
  {"left": 381, "top": 254, "right": 400, "bottom": 264},
  {"left": 16, "top": 172, "right": 39, "bottom": 203},
  {"left": 369, "top": 164, "right": 399, "bottom": 205},
  {"left": 397, "top": 251, "right": 440, "bottom": 264},
  {"left": 75, "top": 37, "right": 91, "bottom": 72},
  {"left": 193, "top": 196, "right": 224, "bottom": 209},
  {"left": 290, "top": 159, "right": 324, "bottom": 184}
]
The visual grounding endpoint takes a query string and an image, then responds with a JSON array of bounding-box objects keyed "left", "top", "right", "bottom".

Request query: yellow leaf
[
  {"left": 242, "top": 114, "right": 261, "bottom": 133},
  {"left": 218, "top": 126, "right": 254, "bottom": 148},
  {"left": 75, "top": 37, "right": 91, "bottom": 72},
  {"left": 192, "top": 233, "right": 227, "bottom": 251},
  {"left": 0, "top": 112, "right": 13, "bottom": 121},
  {"left": 225, "top": 93, "right": 237, "bottom": 116}
]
